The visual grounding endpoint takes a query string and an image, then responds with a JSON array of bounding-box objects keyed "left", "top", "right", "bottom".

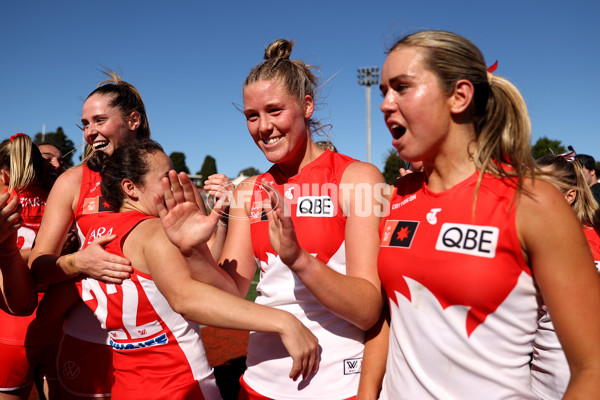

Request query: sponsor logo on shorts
[
  {"left": 381, "top": 220, "right": 419, "bottom": 248},
  {"left": 344, "top": 358, "right": 362, "bottom": 375},
  {"left": 296, "top": 196, "right": 334, "bottom": 217},
  {"left": 61, "top": 360, "right": 81, "bottom": 380},
  {"left": 435, "top": 223, "right": 499, "bottom": 258},
  {"left": 110, "top": 333, "right": 168, "bottom": 350}
]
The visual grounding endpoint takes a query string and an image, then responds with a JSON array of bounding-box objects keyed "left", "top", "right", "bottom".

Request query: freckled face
[
  {"left": 379, "top": 46, "right": 452, "bottom": 163},
  {"left": 81, "top": 94, "right": 138, "bottom": 156},
  {"left": 243, "top": 79, "right": 313, "bottom": 166}
]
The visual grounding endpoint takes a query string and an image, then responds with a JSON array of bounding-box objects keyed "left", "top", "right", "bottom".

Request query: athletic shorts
[
  {"left": 57, "top": 333, "right": 114, "bottom": 397},
  {"left": 238, "top": 376, "right": 356, "bottom": 400},
  {"left": 0, "top": 341, "right": 59, "bottom": 391}
]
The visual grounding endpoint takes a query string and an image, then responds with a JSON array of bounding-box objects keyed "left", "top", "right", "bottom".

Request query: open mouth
[
  {"left": 390, "top": 124, "right": 406, "bottom": 140},
  {"left": 92, "top": 141, "right": 109, "bottom": 150},
  {"left": 262, "top": 136, "right": 282, "bottom": 145}
]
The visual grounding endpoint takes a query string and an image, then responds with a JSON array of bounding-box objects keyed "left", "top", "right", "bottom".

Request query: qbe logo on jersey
[
  {"left": 435, "top": 223, "right": 499, "bottom": 258},
  {"left": 296, "top": 196, "right": 335, "bottom": 217}
]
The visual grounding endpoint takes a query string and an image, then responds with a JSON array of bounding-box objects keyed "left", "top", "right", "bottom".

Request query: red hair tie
[
  {"left": 10, "top": 133, "right": 26, "bottom": 142},
  {"left": 487, "top": 61, "right": 498, "bottom": 73}
]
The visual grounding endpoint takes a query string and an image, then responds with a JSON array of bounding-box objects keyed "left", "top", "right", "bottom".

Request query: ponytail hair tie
[
  {"left": 10, "top": 133, "right": 26, "bottom": 142},
  {"left": 549, "top": 147, "right": 577, "bottom": 163},
  {"left": 486, "top": 61, "right": 498, "bottom": 86}
]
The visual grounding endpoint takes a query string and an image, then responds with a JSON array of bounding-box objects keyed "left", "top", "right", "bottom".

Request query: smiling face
[
  {"left": 243, "top": 78, "right": 313, "bottom": 167},
  {"left": 81, "top": 93, "right": 139, "bottom": 156},
  {"left": 133, "top": 151, "right": 174, "bottom": 217},
  {"left": 379, "top": 46, "right": 453, "bottom": 163}
]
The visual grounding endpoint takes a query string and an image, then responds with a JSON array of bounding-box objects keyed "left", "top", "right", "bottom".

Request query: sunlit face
[
  {"left": 135, "top": 151, "right": 174, "bottom": 217},
  {"left": 81, "top": 94, "right": 138, "bottom": 156},
  {"left": 243, "top": 79, "right": 313, "bottom": 166},
  {"left": 379, "top": 46, "right": 452, "bottom": 163}
]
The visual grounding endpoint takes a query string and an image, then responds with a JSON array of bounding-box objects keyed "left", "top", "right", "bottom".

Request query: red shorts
[
  {"left": 0, "top": 341, "right": 59, "bottom": 391},
  {"left": 238, "top": 376, "right": 356, "bottom": 400},
  {"left": 57, "top": 334, "right": 114, "bottom": 397}
]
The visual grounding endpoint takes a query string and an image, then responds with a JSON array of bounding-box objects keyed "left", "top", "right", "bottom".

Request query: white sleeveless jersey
[{"left": 244, "top": 151, "right": 365, "bottom": 400}]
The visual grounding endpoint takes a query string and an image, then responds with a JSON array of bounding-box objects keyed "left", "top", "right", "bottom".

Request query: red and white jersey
[
  {"left": 378, "top": 172, "right": 540, "bottom": 400},
  {"left": 531, "top": 226, "right": 600, "bottom": 399},
  {"left": 64, "top": 165, "right": 114, "bottom": 344},
  {"left": 76, "top": 211, "right": 221, "bottom": 400},
  {"left": 244, "top": 150, "right": 365, "bottom": 400},
  {"left": 0, "top": 184, "right": 56, "bottom": 347},
  {"left": 15, "top": 184, "right": 47, "bottom": 249},
  {"left": 74, "top": 166, "right": 112, "bottom": 243}
]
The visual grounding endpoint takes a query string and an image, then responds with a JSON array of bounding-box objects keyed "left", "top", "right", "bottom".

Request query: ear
[
  {"left": 0, "top": 169, "right": 9, "bottom": 185},
  {"left": 448, "top": 79, "right": 475, "bottom": 115},
  {"left": 121, "top": 178, "right": 138, "bottom": 200},
  {"left": 564, "top": 188, "right": 577, "bottom": 205},
  {"left": 127, "top": 111, "right": 141, "bottom": 131},
  {"left": 303, "top": 95, "right": 314, "bottom": 119}
]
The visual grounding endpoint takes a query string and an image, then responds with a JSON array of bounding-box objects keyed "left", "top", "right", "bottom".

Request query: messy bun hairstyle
[{"left": 244, "top": 39, "right": 325, "bottom": 135}]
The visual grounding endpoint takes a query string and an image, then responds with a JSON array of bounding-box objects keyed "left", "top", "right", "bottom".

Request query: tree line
[{"left": 33, "top": 127, "right": 591, "bottom": 186}]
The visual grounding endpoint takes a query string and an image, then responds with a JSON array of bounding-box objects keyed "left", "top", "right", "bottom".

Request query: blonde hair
[
  {"left": 0, "top": 133, "right": 45, "bottom": 191},
  {"left": 537, "top": 155, "right": 599, "bottom": 227},
  {"left": 244, "top": 39, "right": 326, "bottom": 135},
  {"left": 389, "top": 31, "right": 538, "bottom": 195}
]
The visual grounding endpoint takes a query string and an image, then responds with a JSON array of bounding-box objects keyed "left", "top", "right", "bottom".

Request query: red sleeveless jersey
[
  {"left": 378, "top": 171, "right": 539, "bottom": 399},
  {"left": 0, "top": 184, "right": 58, "bottom": 347},
  {"left": 244, "top": 150, "right": 365, "bottom": 399},
  {"left": 76, "top": 211, "right": 221, "bottom": 399}
]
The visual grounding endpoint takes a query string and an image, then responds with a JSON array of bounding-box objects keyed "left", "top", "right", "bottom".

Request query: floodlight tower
[{"left": 357, "top": 67, "right": 379, "bottom": 163}]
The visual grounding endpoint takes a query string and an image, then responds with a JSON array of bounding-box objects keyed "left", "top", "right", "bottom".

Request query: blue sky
[{"left": 1, "top": 0, "right": 598, "bottom": 178}]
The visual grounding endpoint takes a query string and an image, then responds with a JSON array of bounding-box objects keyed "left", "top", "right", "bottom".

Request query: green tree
[
  {"left": 169, "top": 152, "right": 190, "bottom": 174},
  {"left": 238, "top": 167, "right": 260, "bottom": 177},
  {"left": 531, "top": 136, "right": 566, "bottom": 160},
  {"left": 197, "top": 155, "right": 218, "bottom": 185},
  {"left": 33, "top": 126, "right": 76, "bottom": 167},
  {"left": 382, "top": 149, "right": 403, "bottom": 184}
]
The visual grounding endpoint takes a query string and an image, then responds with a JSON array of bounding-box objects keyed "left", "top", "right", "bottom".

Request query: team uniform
[
  {"left": 241, "top": 150, "right": 364, "bottom": 400},
  {"left": 0, "top": 184, "right": 62, "bottom": 393},
  {"left": 58, "top": 165, "right": 115, "bottom": 397},
  {"left": 530, "top": 227, "right": 600, "bottom": 399},
  {"left": 378, "top": 171, "right": 540, "bottom": 399},
  {"left": 76, "top": 210, "right": 221, "bottom": 400}
]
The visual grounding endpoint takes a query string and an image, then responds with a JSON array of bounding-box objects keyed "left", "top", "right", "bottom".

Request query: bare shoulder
[
  {"left": 48, "top": 165, "right": 84, "bottom": 199},
  {"left": 516, "top": 176, "right": 582, "bottom": 256},
  {"left": 128, "top": 218, "right": 164, "bottom": 243},
  {"left": 517, "top": 176, "right": 568, "bottom": 215},
  {"left": 123, "top": 218, "right": 168, "bottom": 271},
  {"left": 341, "top": 161, "right": 385, "bottom": 185}
]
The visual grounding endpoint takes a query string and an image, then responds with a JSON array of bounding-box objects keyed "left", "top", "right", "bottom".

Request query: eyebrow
[{"left": 380, "top": 74, "right": 414, "bottom": 91}]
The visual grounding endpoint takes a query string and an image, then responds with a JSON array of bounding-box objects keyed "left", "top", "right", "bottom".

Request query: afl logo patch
[
  {"left": 435, "top": 223, "right": 499, "bottom": 258},
  {"left": 381, "top": 220, "right": 418, "bottom": 248}
]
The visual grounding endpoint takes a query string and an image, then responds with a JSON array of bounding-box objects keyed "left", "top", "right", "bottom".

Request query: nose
[
  {"left": 380, "top": 90, "right": 397, "bottom": 114},
  {"left": 258, "top": 116, "right": 272, "bottom": 135}
]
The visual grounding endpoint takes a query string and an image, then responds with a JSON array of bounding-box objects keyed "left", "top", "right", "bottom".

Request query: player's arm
[{"left": 518, "top": 179, "right": 600, "bottom": 399}]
